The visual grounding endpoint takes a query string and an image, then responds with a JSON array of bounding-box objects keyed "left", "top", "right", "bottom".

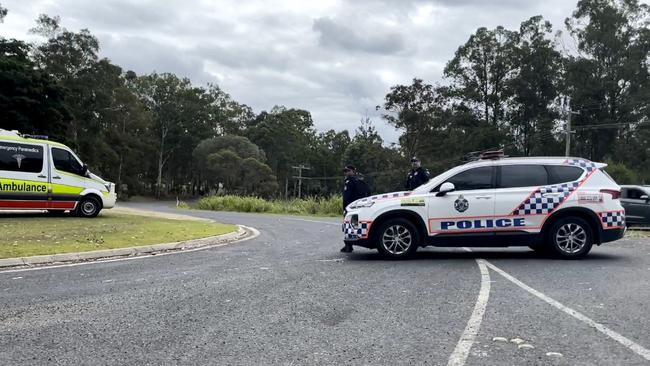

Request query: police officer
[
  {"left": 341, "top": 165, "right": 370, "bottom": 253},
  {"left": 405, "top": 157, "right": 431, "bottom": 190}
]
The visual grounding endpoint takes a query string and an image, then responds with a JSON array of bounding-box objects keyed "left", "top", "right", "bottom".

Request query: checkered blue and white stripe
[
  {"left": 512, "top": 181, "right": 580, "bottom": 215},
  {"left": 601, "top": 211, "right": 625, "bottom": 228},
  {"left": 565, "top": 158, "right": 597, "bottom": 172},
  {"left": 343, "top": 222, "right": 370, "bottom": 240}
]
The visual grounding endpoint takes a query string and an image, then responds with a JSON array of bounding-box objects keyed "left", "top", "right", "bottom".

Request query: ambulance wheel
[
  {"left": 375, "top": 218, "right": 419, "bottom": 259},
  {"left": 547, "top": 216, "right": 593, "bottom": 259},
  {"left": 76, "top": 196, "right": 101, "bottom": 218}
]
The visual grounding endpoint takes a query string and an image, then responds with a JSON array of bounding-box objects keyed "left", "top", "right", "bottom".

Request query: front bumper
[
  {"left": 102, "top": 192, "right": 117, "bottom": 209},
  {"left": 342, "top": 214, "right": 372, "bottom": 246}
]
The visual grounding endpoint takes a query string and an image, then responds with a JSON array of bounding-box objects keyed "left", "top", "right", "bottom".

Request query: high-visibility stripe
[{"left": 0, "top": 200, "right": 76, "bottom": 209}]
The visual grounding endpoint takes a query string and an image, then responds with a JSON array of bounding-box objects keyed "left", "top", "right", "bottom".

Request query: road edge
[{"left": 0, "top": 225, "right": 257, "bottom": 269}]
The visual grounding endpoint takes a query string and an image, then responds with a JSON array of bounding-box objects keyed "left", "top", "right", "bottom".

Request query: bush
[
  {"left": 196, "top": 195, "right": 343, "bottom": 216},
  {"left": 604, "top": 161, "right": 638, "bottom": 184}
]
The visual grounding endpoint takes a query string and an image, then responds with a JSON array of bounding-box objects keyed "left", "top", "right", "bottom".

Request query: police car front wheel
[
  {"left": 375, "top": 218, "right": 420, "bottom": 259},
  {"left": 547, "top": 217, "right": 593, "bottom": 259}
]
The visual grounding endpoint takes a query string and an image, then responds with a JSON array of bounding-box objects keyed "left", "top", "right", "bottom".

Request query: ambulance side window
[
  {"left": 0, "top": 142, "right": 44, "bottom": 173},
  {"left": 52, "top": 147, "right": 83, "bottom": 176},
  {"left": 445, "top": 167, "right": 494, "bottom": 191}
]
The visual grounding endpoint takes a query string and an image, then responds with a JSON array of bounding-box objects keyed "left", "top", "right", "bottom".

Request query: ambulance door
[
  {"left": 427, "top": 165, "right": 496, "bottom": 235},
  {"left": 49, "top": 146, "right": 86, "bottom": 211},
  {"left": 0, "top": 140, "right": 49, "bottom": 209}
]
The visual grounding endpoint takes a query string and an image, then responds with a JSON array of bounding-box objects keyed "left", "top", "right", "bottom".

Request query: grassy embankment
[
  {"left": 0, "top": 211, "right": 237, "bottom": 259},
  {"left": 196, "top": 195, "right": 343, "bottom": 217}
]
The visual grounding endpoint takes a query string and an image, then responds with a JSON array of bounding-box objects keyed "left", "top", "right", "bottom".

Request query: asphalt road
[{"left": 2, "top": 202, "right": 650, "bottom": 365}]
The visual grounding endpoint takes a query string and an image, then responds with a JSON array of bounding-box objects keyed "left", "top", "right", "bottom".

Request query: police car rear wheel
[
  {"left": 548, "top": 217, "right": 593, "bottom": 259},
  {"left": 375, "top": 219, "right": 419, "bottom": 259},
  {"left": 76, "top": 196, "right": 101, "bottom": 218}
]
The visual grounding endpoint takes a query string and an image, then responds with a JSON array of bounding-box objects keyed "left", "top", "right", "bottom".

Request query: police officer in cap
[
  {"left": 341, "top": 165, "right": 370, "bottom": 253},
  {"left": 405, "top": 157, "right": 431, "bottom": 190}
]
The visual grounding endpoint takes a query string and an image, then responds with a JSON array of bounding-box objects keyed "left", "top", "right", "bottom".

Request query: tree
[
  {"left": 342, "top": 118, "right": 403, "bottom": 193},
  {"left": 0, "top": 3, "right": 7, "bottom": 23},
  {"left": 0, "top": 39, "right": 70, "bottom": 136},
  {"left": 508, "top": 16, "right": 564, "bottom": 156},
  {"left": 564, "top": 0, "right": 650, "bottom": 160},
  {"left": 194, "top": 135, "right": 277, "bottom": 196},
  {"left": 445, "top": 26, "right": 519, "bottom": 129},
  {"left": 380, "top": 78, "right": 440, "bottom": 159},
  {"left": 246, "top": 106, "right": 316, "bottom": 188}
]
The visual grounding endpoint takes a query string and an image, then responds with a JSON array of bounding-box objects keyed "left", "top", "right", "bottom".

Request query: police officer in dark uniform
[
  {"left": 405, "top": 157, "right": 431, "bottom": 190},
  {"left": 341, "top": 165, "right": 370, "bottom": 253}
]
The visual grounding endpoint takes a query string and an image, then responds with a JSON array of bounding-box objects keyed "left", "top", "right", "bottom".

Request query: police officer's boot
[{"left": 340, "top": 243, "right": 353, "bottom": 253}]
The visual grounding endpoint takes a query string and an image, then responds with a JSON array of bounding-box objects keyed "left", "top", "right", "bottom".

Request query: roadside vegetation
[
  {"left": 0, "top": 212, "right": 237, "bottom": 259},
  {"left": 196, "top": 195, "right": 342, "bottom": 217}
]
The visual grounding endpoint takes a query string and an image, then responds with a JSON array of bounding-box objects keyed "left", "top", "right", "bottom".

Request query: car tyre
[
  {"left": 547, "top": 216, "right": 593, "bottom": 259},
  {"left": 374, "top": 218, "right": 420, "bottom": 259},
  {"left": 76, "top": 196, "right": 101, "bottom": 218}
]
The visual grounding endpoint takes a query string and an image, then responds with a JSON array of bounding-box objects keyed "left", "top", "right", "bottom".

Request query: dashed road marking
[
  {"left": 447, "top": 258, "right": 491, "bottom": 366},
  {"left": 546, "top": 352, "right": 564, "bottom": 357},
  {"left": 483, "top": 260, "right": 650, "bottom": 362}
]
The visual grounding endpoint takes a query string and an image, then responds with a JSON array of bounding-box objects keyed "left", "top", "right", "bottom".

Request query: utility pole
[
  {"left": 291, "top": 164, "right": 311, "bottom": 199},
  {"left": 564, "top": 97, "right": 580, "bottom": 157}
]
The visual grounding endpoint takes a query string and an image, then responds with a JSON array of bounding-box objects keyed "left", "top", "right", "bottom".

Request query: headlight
[
  {"left": 349, "top": 200, "right": 374, "bottom": 209},
  {"left": 104, "top": 183, "right": 113, "bottom": 192}
]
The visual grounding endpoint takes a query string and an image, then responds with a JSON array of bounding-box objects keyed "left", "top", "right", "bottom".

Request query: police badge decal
[{"left": 454, "top": 195, "right": 469, "bottom": 213}]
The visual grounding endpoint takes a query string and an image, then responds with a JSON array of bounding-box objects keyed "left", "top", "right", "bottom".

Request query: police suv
[
  {"left": 0, "top": 129, "right": 116, "bottom": 217},
  {"left": 343, "top": 154, "right": 625, "bottom": 259}
]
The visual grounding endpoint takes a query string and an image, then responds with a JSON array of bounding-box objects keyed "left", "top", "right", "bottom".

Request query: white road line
[
  {"left": 447, "top": 258, "right": 491, "bottom": 366},
  {"left": 0, "top": 226, "right": 260, "bottom": 274},
  {"left": 285, "top": 217, "right": 341, "bottom": 226},
  {"left": 483, "top": 260, "right": 650, "bottom": 362}
]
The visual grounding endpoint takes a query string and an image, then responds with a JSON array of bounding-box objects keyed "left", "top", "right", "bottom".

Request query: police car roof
[{"left": 465, "top": 156, "right": 598, "bottom": 166}]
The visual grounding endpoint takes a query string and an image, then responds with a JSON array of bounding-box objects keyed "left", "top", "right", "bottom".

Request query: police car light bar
[{"left": 479, "top": 149, "right": 506, "bottom": 160}]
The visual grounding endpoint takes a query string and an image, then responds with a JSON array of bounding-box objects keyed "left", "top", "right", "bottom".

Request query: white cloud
[{"left": 0, "top": 0, "right": 593, "bottom": 144}]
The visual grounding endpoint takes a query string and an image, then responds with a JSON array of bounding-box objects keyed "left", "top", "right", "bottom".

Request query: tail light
[{"left": 600, "top": 189, "right": 621, "bottom": 199}]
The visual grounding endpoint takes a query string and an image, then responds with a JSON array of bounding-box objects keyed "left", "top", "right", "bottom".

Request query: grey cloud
[{"left": 312, "top": 17, "right": 405, "bottom": 55}]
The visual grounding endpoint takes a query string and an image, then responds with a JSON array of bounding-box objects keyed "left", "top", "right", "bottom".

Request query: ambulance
[
  {"left": 0, "top": 129, "right": 116, "bottom": 217},
  {"left": 343, "top": 153, "right": 625, "bottom": 259}
]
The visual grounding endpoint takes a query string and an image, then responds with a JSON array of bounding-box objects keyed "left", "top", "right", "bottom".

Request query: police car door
[
  {"left": 0, "top": 140, "right": 49, "bottom": 209},
  {"left": 427, "top": 164, "right": 496, "bottom": 235},
  {"left": 49, "top": 146, "right": 86, "bottom": 211}
]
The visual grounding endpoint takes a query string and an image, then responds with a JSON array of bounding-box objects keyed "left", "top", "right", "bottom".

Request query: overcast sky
[{"left": 1, "top": 0, "right": 595, "bottom": 143}]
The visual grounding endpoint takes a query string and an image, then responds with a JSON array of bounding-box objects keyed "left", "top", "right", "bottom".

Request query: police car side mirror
[
  {"left": 641, "top": 195, "right": 649, "bottom": 203},
  {"left": 81, "top": 164, "right": 89, "bottom": 177},
  {"left": 436, "top": 182, "right": 455, "bottom": 197}
]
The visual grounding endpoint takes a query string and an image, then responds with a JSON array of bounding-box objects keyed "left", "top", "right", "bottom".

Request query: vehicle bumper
[
  {"left": 601, "top": 227, "right": 625, "bottom": 243},
  {"left": 102, "top": 192, "right": 117, "bottom": 209},
  {"left": 342, "top": 214, "right": 374, "bottom": 248}
]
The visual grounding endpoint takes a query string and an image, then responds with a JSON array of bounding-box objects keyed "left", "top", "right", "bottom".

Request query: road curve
[{"left": 2, "top": 202, "right": 650, "bottom": 365}]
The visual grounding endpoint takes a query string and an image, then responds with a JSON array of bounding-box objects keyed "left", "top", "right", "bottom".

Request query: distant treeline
[{"left": 0, "top": 0, "right": 648, "bottom": 198}]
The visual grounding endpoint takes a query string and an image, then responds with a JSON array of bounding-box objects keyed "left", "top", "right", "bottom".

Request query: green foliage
[
  {"left": 196, "top": 195, "right": 343, "bottom": 216},
  {"left": 2, "top": 0, "right": 650, "bottom": 200},
  {"left": 604, "top": 161, "right": 639, "bottom": 184}
]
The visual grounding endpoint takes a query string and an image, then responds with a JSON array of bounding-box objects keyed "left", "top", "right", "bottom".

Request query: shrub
[{"left": 196, "top": 195, "right": 343, "bottom": 216}]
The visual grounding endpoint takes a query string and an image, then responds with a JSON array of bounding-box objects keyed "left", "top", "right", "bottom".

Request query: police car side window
[
  {"left": 499, "top": 165, "right": 548, "bottom": 188},
  {"left": 52, "top": 148, "right": 83, "bottom": 176},
  {"left": 445, "top": 166, "right": 494, "bottom": 191},
  {"left": 0, "top": 142, "right": 44, "bottom": 173},
  {"left": 546, "top": 165, "right": 583, "bottom": 184}
]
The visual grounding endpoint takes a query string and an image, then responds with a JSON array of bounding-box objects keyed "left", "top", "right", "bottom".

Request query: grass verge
[
  {"left": 196, "top": 195, "right": 343, "bottom": 217},
  {"left": 0, "top": 211, "right": 237, "bottom": 259}
]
